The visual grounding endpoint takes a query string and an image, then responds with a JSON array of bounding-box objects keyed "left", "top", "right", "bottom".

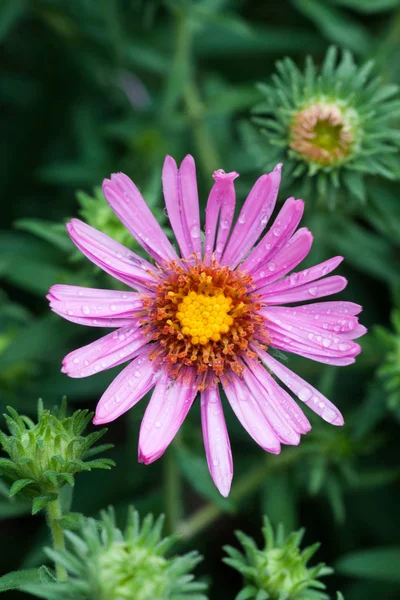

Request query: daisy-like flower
[{"left": 48, "top": 155, "right": 365, "bottom": 497}]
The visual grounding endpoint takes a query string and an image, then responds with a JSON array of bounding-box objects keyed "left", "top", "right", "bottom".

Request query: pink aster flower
[{"left": 48, "top": 155, "right": 366, "bottom": 497}]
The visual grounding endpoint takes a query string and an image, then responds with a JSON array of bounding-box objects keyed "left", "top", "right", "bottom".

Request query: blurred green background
[{"left": 1, "top": 1, "right": 400, "bottom": 598}]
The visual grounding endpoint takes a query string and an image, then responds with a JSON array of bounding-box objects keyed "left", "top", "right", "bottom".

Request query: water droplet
[
  {"left": 273, "top": 227, "right": 281, "bottom": 237},
  {"left": 81, "top": 305, "right": 91, "bottom": 315},
  {"left": 238, "top": 213, "right": 246, "bottom": 224},
  {"left": 268, "top": 262, "right": 276, "bottom": 272},
  {"left": 212, "top": 459, "right": 219, "bottom": 466},
  {"left": 72, "top": 357, "right": 79, "bottom": 364},
  {"left": 119, "top": 334, "right": 126, "bottom": 341},
  {"left": 289, "top": 273, "right": 299, "bottom": 285},
  {"left": 322, "top": 265, "right": 330, "bottom": 275},
  {"left": 261, "top": 214, "right": 268, "bottom": 225},
  {"left": 190, "top": 225, "right": 200, "bottom": 239},
  {"left": 78, "top": 290, "right": 84, "bottom": 296},
  {"left": 122, "top": 293, "right": 128, "bottom": 299},
  {"left": 298, "top": 387, "right": 312, "bottom": 402},
  {"left": 314, "top": 314, "right": 320, "bottom": 320},
  {"left": 221, "top": 219, "right": 229, "bottom": 229},
  {"left": 322, "top": 338, "right": 332, "bottom": 348},
  {"left": 321, "top": 407, "right": 337, "bottom": 423},
  {"left": 309, "top": 286, "right": 318, "bottom": 296},
  {"left": 339, "top": 342, "right": 351, "bottom": 351},
  {"left": 116, "top": 252, "right": 123, "bottom": 258},
  {"left": 67, "top": 309, "right": 73, "bottom": 315},
  {"left": 111, "top": 304, "right": 117, "bottom": 311},
  {"left": 134, "top": 370, "right": 141, "bottom": 377},
  {"left": 155, "top": 420, "right": 162, "bottom": 429}
]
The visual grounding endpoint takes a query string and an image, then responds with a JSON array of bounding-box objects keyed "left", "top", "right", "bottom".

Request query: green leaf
[
  {"left": 292, "top": 0, "right": 371, "bottom": 54},
  {"left": 56, "top": 512, "right": 85, "bottom": 531},
  {"left": 0, "top": 568, "right": 49, "bottom": 592},
  {"left": 14, "top": 219, "right": 72, "bottom": 253},
  {"left": 32, "top": 495, "right": 57, "bottom": 515},
  {"left": 328, "top": 218, "right": 400, "bottom": 286},
  {"left": 337, "top": 547, "right": 400, "bottom": 582},
  {"left": 328, "top": 0, "right": 400, "bottom": 13},
  {"left": 9, "top": 478, "right": 34, "bottom": 497}
]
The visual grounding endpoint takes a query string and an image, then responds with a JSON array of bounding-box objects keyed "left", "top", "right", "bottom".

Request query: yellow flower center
[
  {"left": 142, "top": 261, "right": 269, "bottom": 379},
  {"left": 176, "top": 291, "right": 234, "bottom": 345}
]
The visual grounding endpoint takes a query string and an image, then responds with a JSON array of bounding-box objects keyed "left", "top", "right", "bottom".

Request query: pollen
[
  {"left": 141, "top": 261, "right": 268, "bottom": 379},
  {"left": 176, "top": 292, "right": 234, "bottom": 345}
]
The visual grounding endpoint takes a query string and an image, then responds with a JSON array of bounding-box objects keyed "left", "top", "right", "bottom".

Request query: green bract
[
  {"left": 224, "top": 517, "right": 333, "bottom": 600},
  {"left": 249, "top": 46, "right": 400, "bottom": 207},
  {"left": 0, "top": 399, "right": 114, "bottom": 513},
  {"left": 23, "top": 507, "right": 208, "bottom": 600}
]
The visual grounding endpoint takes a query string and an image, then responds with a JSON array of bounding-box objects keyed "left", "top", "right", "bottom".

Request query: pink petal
[
  {"left": 221, "top": 164, "right": 282, "bottom": 269},
  {"left": 102, "top": 172, "right": 178, "bottom": 264},
  {"left": 48, "top": 285, "right": 144, "bottom": 327},
  {"left": 261, "top": 256, "right": 343, "bottom": 296},
  {"left": 67, "top": 219, "right": 157, "bottom": 292},
  {"left": 138, "top": 368, "right": 198, "bottom": 464},
  {"left": 241, "top": 197, "right": 304, "bottom": 274},
  {"left": 204, "top": 169, "right": 238, "bottom": 264},
  {"left": 243, "top": 357, "right": 311, "bottom": 435},
  {"left": 341, "top": 324, "right": 367, "bottom": 339},
  {"left": 200, "top": 383, "right": 233, "bottom": 497},
  {"left": 261, "top": 275, "right": 347, "bottom": 305},
  {"left": 242, "top": 365, "right": 301, "bottom": 445},
  {"left": 221, "top": 374, "right": 281, "bottom": 453},
  {"left": 254, "top": 346, "right": 344, "bottom": 426},
  {"left": 93, "top": 349, "right": 158, "bottom": 424},
  {"left": 161, "top": 155, "right": 201, "bottom": 259},
  {"left": 253, "top": 228, "right": 313, "bottom": 289},
  {"left": 62, "top": 323, "right": 150, "bottom": 378},
  {"left": 262, "top": 306, "right": 365, "bottom": 338},
  {"left": 290, "top": 300, "right": 362, "bottom": 316}
]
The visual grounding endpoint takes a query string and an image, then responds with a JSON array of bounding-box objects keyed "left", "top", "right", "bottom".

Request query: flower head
[
  {"left": 48, "top": 154, "right": 365, "bottom": 496},
  {"left": 23, "top": 507, "right": 207, "bottom": 600},
  {"left": 0, "top": 399, "right": 114, "bottom": 513},
  {"left": 224, "top": 517, "right": 333, "bottom": 600},
  {"left": 250, "top": 47, "right": 400, "bottom": 206}
]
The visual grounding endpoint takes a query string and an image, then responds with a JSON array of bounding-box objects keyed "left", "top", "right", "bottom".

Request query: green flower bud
[
  {"left": 248, "top": 46, "right": 400, "bottom": 207},
  {"left": 224, "top": 517, "right": 333, "bottom": 600},
  {"left": 24, "top": 507, "right": 208, "bottom": 600},
  {"left": 0, "top": 399, "right": 114, "bottom": 513}
]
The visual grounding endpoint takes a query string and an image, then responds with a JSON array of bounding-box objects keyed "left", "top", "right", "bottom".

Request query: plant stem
[
  {"left": 178, "top": 448, "right": 304, "bottom": 540},
  {"left": 183, "top": 80, "right": 222, "bottom": 176},
  {"left": 46, "top": 497, "right": 68, "bottom": 581},
  {"left": 165, "top": 447, "right": 182, "bottom": 535},
  {"left": 162, "top": 5, "right": 222, "bottom": 176}
]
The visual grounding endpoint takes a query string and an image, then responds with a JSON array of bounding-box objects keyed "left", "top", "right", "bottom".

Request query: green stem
[
  {"left": 183, "top": 81, "right": 222, "bottom": 176},
  {"left": 178, "top": 448, "right": 304, "bottom": 540},
  {"left": 164, "top": 448, "right": 182, "bottom": 535},
  {"left": 46, "top": 497, "right": 68, "bottom": 581},
  {"left": 162, "top": 6, "right": 221, "bottom": 176}
]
